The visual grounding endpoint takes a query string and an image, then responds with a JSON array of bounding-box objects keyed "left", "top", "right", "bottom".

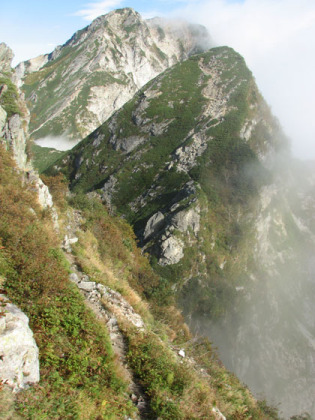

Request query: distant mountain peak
[{"left": 17, "top": 8, "right": 211, "bottom": 144}]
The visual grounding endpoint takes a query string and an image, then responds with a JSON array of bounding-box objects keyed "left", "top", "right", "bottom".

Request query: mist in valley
[
  {"left": 35, "top": 135, "right": 80, "bottom": 151},
  {"left": 184, "top": 154, "right": 315, "bottom": 418}
]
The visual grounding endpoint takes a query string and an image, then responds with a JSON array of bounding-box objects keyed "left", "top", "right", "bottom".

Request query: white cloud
[
  {"left": 168, "top": 0, "right": 315, "bottom": 159},
  {"left": 74, "top": 0, "right": 123, "bottom": 21},
  {"left": 35, "top": 136, "right": 80, "bottom": 151}
]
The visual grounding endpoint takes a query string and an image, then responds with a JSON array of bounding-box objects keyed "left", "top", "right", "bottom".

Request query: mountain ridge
[
  {"left": 16, "top": 7, "right": 211, "bottom": 143},
  {"left": 46, "top": 42, "right": 315, "bottom": 418},
  {"left": 0, "top": 33, "right": 280, "bottom": 420},
  {"left": 1, "top": 8, "right": 315, "bottom": 418}
]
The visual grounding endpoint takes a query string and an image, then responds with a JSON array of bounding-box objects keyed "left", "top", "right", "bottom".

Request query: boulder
[
  {"left": 62, "top": 234, "right": 78, "bottom": 252},
  {"left": 0, "top": 105, "right": 7, "bottom": 132},
  {"left": 171, "top": 206, "right": 200, "bottom": 235},
  {"left": 0, "top": 295, "right": 40, "bottom": 392},
  {"left": 78, "top": 281, "right": 96, "bottom": 292},
  {"left": 212, "top": 407, "right": 226, "bottom": 420},
  {"left": 144, "top": 211, "right": 165, "bottom": 240},
  {"left": 159, "top": 236, "right": 184, "bottom": 265}
]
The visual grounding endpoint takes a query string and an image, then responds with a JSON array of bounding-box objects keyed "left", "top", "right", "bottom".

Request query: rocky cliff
[
  {"left": 0, "top": 294, "right": 40, "bottom": 392},
  {"left": 17, "top": 8, "right": 210, "bottom": 143},
  {"left": 0, "top": 43, "right": 57, "bottom": 216},
  {"left": 0, "top": 43, "right": 30, "bottom": 170}
]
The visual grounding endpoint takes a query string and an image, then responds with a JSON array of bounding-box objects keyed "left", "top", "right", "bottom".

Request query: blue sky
[
  {"left": 0, "top": 0, "right": 242, "bottom": 65},
  {"left": 1, "top": 0, "right": 315, "bottom": 159},
  {"left": 0, "top": 0, "right": 213, "bottom": 64}
]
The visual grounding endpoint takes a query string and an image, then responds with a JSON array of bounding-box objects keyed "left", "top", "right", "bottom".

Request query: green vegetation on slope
[
  {"left": 64, "top": 191, "right": 279, "bottom": 420},
  {"left": 43, "top": 46, "right": 279, "bottom": 325},
  {"left": 0, "top": 77, "right": 21, "bottom": 117},
  {"left": 0, "top": 146, "right": 134, "bottom": 419},
  {"left": 0, "top": 143, "right": 279, "bottom": 418}
]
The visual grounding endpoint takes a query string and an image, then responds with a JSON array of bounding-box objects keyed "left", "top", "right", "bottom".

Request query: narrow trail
[
  {"left": 65, "top": 251, "right": 152, "bottom": 419},
  {"left": 61, "top": 209, "right": 226, "bottom": 420}
]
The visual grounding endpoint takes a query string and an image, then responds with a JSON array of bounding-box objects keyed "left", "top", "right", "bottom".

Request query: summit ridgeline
[{"left": 17, "top": 8, "right": 211, "bottom": 143}]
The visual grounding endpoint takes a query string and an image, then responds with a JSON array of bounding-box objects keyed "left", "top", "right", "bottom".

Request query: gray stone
[
  {"left": 0, "top": 105, "right": 7, "bottom": 132},
  {"left": 101, "top": 175, "right": 117, "bottom": 209},
  {"left": 144, "top": 211, "right": 165, "bottom": 240},
  {"left": 115, "top": 136, "right": 147, "bottom": 154},
  {"left": 159, "top": 236, "right": 184, "bottom": 266},
  {"left": 36, "top": 176, "right": 54, "bottom": 208},
  {"left": 69, "top": 273, "right": 80, "bottom": 283},
  {"left": 2, "top": 114, "right": 29, "bottom": 171},
  {"left": 212, "top": 407, "right": 226, "bottom": 420},
  {"left": 178, "top": 349, "right": 185, "bottom": 358},
  {"left": 171, "top": 206, "right": 200, "bottom": 235},
  {"left": 0, "top": 43, "right": 14, "bottom": 73},
  {"left": 0, "top": 295, "right": 40, "bottom": 391},
  {"left": 62, "top": 235, "right": 78, "bottom": 252},
  {"left": 78, "top": 281, "right": 96, "bottom": 292}
]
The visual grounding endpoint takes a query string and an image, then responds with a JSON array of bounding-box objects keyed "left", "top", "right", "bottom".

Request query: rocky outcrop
[
  {"left": 24, "top": 171, "right": 59, "bottom": 229},
  {"left": 0, "top": 43, "right": 30, "bottom": 172},
  {"left": 174, "top": 133, "right": 209, "bottom": 172},
  {"left": 0, "top": 105, "right": 6, "bottom": 132},
  {"left": 0, "top": 44, "right": 59, "bottom": 232},
  {"left": 1, "top": 113, "right": 29, "bottom": 170},
  {"left": 144, "top": 203, "right": 200, "bottom": 266},
  {"left": 0, "top": 295, "right": 40, "bottom": 391},
  {"left": 143, "top": 211, "right": 165, "bottom": 240},
  {"left": 0, "top": 43, "right": 14, "bottom": 74},
  {"left": 159, "top": 236, "right": 184, "bottom": 266},
  {"left": 172, "top": 206, "right": 200, "bottom": 235},
  {"left": 14, "top": 54, "right": 49, "bottom": 88}
]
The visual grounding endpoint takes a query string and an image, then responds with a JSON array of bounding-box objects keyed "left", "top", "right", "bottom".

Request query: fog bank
[{"left": 169, "top": 0, "right": 315, "bottom": 160}]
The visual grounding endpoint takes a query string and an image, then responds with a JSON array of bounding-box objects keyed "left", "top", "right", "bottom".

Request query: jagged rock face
[
  {"left": 1, "top": 113, "right": 29, "bottom": 170},
  {"left": 159, "top": 236, "right": 184, "bottom": 266},
  {"left": 13, "top": 54, "right": 49, "bottom": 88},
  {"left": 0, "top": 43, "right": 14, "bottom": 74},
  {"left": 0, "top": 105, "right": 6, "bottom": 132},
  {"left": 0, "top": 44, "right": 59, "bottom": 233},
  {"left": 0, "top": 43, "right": 30, "bottom": 171},
  {"left": 0, "top": 295, "right": 40, "bottom": 391},
  {"left": 144, "top": 211, "right": 165, "bottom": 240},
  {"left": 18, "top": 8, "right": 211, "bottom": 142}
]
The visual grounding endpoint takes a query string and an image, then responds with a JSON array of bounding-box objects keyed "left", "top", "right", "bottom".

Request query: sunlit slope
[
  {"left": 0, "top": 143, "right": 279, "bottom": 419},
  {"left": 48, "top": 45, "right": 285, "bottom": 318},
  {"left": 1, "top": 40, "right": 285, "bottom": 419},
  {"left": 49, "top": 46, "right": 282, "bottom": 198},
  {"left": 47, "top": 46, "right": 315, "bottom": 417},
  {"left": 19, "top": 8, "right": 210, "bottom": 142}
]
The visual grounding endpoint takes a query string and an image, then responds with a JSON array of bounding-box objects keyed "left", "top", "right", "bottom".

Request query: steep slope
[
  {"left": 0, "top": 43, "right": 30, "bottom": 170},
  {"left": 17, "top": 8, "right": 210, "bottom": 143},
  {"left": 0, "top": 42, "right": 278, "bottom": 419},
  {"left": 49, "top": 46, "right": 281, "bottom": 276},
  {"left": 48, "top": 46, "right": 315, "bottom": 418},
  {"left": 0, "top": 127, "right": 276, "bottom": 420},
  {"left": 189, "top": 158, "right": 315, "bottom": 418}
]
